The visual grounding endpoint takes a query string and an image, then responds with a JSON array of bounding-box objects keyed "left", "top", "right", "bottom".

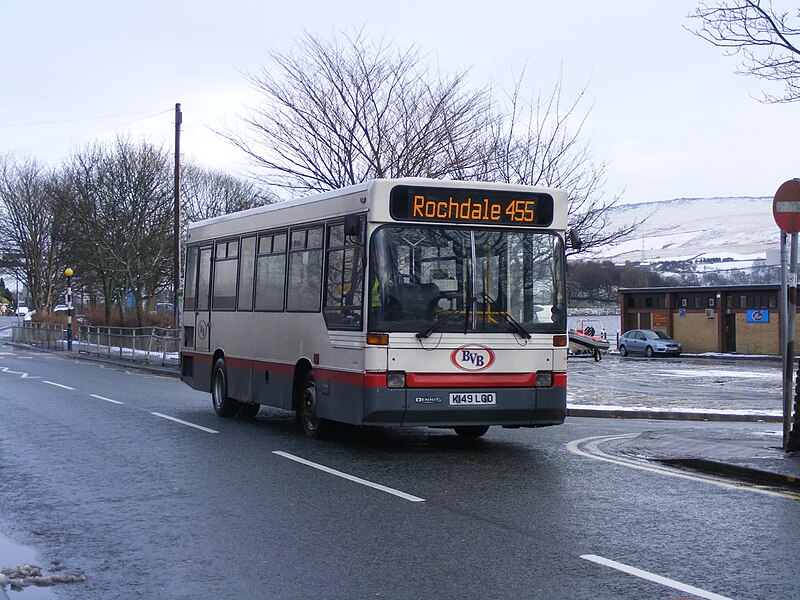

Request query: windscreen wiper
[
  {"left": 416, "top": 306, "right": 466, "bottom": 339},
  {"left": 416, "top": 294, "right": 481, "bottom": 339},
  {"left": 478, "top": 293, "right": 531, "bottom": 339}
]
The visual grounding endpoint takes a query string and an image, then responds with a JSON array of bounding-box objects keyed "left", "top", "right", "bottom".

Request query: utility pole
[{"left": 173, "top": 103, "right": 182, "bottom": 332}]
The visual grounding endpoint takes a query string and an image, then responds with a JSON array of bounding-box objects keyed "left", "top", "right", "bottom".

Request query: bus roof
[{"left": 186, "top": 178, "right": 567, "bottom": 241}]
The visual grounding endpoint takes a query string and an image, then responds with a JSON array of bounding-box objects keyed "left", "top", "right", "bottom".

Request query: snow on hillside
[{"left": 590, "top": 196, "right": 780, "bottom": 263}]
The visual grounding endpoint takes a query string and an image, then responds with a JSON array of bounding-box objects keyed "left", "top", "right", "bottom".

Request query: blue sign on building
[{"left": 746, "top": 309, "right": 769, "bottom": 323}]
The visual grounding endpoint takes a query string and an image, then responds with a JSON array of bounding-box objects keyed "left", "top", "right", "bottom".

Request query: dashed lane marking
[
  {"left": 581, "top": 554, "right": 733, "bottom": 600},
  {"left": 273, "top": 451, "right": 425, "bottom": 503},
  {"left": 568, "top": 434, "right": 800, "bottom": 501},
  {"left": 42, "top": 381, "right": 75, "bottom": 390},
  {"left": 150, "top": 412, "right": 219, "bottom": 434},
  {"left": 90, "top": 394, "right": 124, "bottom": 405}
]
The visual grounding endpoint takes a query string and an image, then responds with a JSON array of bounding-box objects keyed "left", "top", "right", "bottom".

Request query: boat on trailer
[{"left": 569, "top": 320, "right": 610, "bottom": 361}]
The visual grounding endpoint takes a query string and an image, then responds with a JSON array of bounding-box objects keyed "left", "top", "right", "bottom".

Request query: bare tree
[
  {"left": 219, "top": 27, "right": 493, "bottom": 193},
  {"left": 58, "top": 143, "right": 120, "bottom": 322},
  {"left": 0, "top": 155, "right": 65, "bottom": 312},
  {"left": 181, "top": 163, "right": 276, "bottom": 224},
  {"left": 221, "top": 27, "right": 643, "bottom": 255},
  {"left": 688, "top": 0, "right": 800, "bottom": 102},
  {"left": 61, "top": 137, "right": 173, "bottom": 325},
  {"left": 483, "top": 68, "right": 646, "bottom": 254}
]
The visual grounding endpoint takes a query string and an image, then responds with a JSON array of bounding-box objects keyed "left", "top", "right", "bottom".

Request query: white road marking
[
  {"left": 567, "top": 434, "right": 800, "bottom": 501},
  {"left": 581, "top": 554, "right": 733, "bottom": 600},
  {"left": 90, "top": 394, "right": 124, "bottom": 405},
  {"left": 0, "top": 366, "right": 39, "bottom": 378},
  {"left": 150, "top": 412, "right": 219, "bottom": 434},
  {"left": 43, "top": 381, "right": 75, "bottom": 390},
  {"left": 273, "top": 451, "right": 425, "bottom": 503}
]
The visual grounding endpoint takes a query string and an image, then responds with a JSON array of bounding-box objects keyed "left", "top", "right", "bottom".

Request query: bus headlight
[
  {"left": 386, "top": 372, "right": 406, "bottom": 388},
  {"left": 535, "top": 372, "right": 553, "bottom": 387}
]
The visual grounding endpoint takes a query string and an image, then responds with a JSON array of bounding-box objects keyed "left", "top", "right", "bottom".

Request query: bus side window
[
  {"left": 323, "top": 217, "right": 365, "bottom": 329},
  {"left": 184, "top": 246, "right": 199, "bottom": 311},
  {"left": 255, "top": 232, "right": 287, "bottom": 311},
  {"left": 238, "top": 236, "right": 256, "bottom": 311},
  {"left": 287, "top": 226, "right": 323, "bottom": 312}
]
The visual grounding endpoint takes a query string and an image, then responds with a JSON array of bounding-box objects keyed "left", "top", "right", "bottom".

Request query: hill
[{"left": 590, "top": 196, "right": 780, "bottom": 264}]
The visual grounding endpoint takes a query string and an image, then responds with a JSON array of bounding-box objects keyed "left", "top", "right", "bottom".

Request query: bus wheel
[
  {"left": 237, "top": 402, "right": 260, "bottom": 419},
  {"left": 453, "top": 425, "right": 489, "bottom": 439},
  {"left": 211, "top": 359, "right": 240, "bottom": 417},
  {"left": 299, "top": 373, "right": 328, "bottom": 439}
]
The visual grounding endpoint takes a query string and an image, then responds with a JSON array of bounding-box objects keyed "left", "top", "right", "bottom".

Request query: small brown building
[{"left": 619, "top": 284, "right": 787, "bottom": 355}]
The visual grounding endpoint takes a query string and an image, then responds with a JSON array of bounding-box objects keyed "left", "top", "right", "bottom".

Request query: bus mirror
[
  {"left": 569, "top": 228, "right": 582, "bottom": 251},
  {"left": 344, "top": 214, "right": 362, "bottom": 237}
]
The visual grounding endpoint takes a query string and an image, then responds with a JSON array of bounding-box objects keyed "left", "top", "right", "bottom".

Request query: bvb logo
[{"left": 198, "top": 320, "right": 208, "bottom": 340}]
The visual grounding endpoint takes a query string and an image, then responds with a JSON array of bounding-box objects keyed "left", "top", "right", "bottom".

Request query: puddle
[{"left": 0, "top": 534, "right": 56, "bottom": 599}]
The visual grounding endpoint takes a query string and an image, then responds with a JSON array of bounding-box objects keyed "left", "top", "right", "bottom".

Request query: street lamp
[{"left": 64, "top": 268, "right": 74, "bottom": 350}]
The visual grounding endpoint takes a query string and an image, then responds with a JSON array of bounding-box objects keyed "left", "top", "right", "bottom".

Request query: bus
[{"left": 180, "top": 178, "right": 572, "bottom": 439}]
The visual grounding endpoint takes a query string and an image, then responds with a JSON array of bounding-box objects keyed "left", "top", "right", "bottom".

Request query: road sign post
[{"left": 773, "top": 180, "right": 800, "bottom": 452}]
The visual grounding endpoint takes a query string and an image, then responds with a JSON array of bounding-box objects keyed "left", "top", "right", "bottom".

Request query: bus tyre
[
  {"left": 299, "top": 372, "right": 328, "bottom": 439},
  {"left": 212, "top": 359, "right": 240, "bottom": 417},
  {"left": 453, "top": 425, "right": 490, "bottom": 439}
]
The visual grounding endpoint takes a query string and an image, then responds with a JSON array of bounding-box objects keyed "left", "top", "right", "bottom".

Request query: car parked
[
  {"left": 618, "top": 329, "right": 682, "bottom": 357},
  {"left": 53, "top": 304, "right": 68, "bottom": 312},
  {"left": 16, "top": 305, "right": 29, "bottom": 317}
]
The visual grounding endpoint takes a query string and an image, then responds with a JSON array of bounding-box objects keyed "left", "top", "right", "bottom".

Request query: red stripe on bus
[
  {"left": 182, "top": 352, "right": 565, "bottom": 390},
  {"left": 406, "top": 372, "right": 537, "bottom": 388},
  {"left": 182, "top": 352, "right": 378, "bottom": 385},
  {"left": 362, "top": 373, "right": 388, "bottom": 388},
  {"left": 184, "top": 352, "right": 212, "bottom": 364}
]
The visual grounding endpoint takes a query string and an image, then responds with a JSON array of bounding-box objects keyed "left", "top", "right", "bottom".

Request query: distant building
[{"left": 619, "top": 284, "right": 787, "bottom": 355}]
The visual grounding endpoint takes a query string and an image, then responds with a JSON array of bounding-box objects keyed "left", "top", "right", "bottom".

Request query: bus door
[{"left": 193, "top": 246, "right": 213, "bottom": 352}]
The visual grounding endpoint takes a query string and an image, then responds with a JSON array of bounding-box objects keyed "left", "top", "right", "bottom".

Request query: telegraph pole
[{"left": 173, "top": 103, "right": 182, "bottom": 332}]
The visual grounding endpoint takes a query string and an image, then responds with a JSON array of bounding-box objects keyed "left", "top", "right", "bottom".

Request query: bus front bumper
[{"left": 362, "top": 386, "right": 566, "bottom": 428}]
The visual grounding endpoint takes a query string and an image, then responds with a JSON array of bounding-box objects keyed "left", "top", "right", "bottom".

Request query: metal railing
[
  {"left": 11, "top": 322, "right": 66, "bottom": 349},
  {"left": 11, "top": 322, "right": 179, "bottom": 367},
  {"left": 78, "top": 325, "right": 179, "bottom": 366}
]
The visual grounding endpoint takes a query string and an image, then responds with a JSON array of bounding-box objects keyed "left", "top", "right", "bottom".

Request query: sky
[{"left": 1, "top": 0, "right": 798, "bottom": 204}]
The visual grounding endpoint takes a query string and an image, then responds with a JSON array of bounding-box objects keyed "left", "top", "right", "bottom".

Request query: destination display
[{"left": 389, "top": 185, "right": 554, "bottom": 227}]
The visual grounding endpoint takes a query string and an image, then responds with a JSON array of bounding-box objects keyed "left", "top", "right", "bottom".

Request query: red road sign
[{"left": 773, "top": 179, "right": 800, "bottom": 233}]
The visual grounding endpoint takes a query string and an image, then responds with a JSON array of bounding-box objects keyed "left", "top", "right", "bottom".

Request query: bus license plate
[{"left": 449, "top": 392, "right": 496, "bottom": 406}]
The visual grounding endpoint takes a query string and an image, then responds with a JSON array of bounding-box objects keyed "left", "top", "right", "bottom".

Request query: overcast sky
[{"left": 1, "top": 0, "right": 797, "bottom": 203}]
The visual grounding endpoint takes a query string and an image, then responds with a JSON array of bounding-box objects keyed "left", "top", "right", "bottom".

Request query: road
[{"left": 0, "top": 344, "right": 797, "bottom": 599}]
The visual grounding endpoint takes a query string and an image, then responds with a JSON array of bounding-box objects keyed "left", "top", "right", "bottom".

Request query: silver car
[{"left": 618, "top": 329, "right": 682, "bottom": 357}]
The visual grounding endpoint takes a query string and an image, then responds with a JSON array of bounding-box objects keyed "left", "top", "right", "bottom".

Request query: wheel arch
[
  {"left": 292, "top": 358, "right": 314, "bottom": 412},
  {"left": 210, "top": 349, "right": 225, "bottom": 387}
]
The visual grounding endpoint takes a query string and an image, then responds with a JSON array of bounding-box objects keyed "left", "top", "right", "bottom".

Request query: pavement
[
  {"left": 2, "top": 334, "right": 800, "bottom": 494},
  {"left": 609, "top": 425, "right": 800, "bottom": 491}
]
